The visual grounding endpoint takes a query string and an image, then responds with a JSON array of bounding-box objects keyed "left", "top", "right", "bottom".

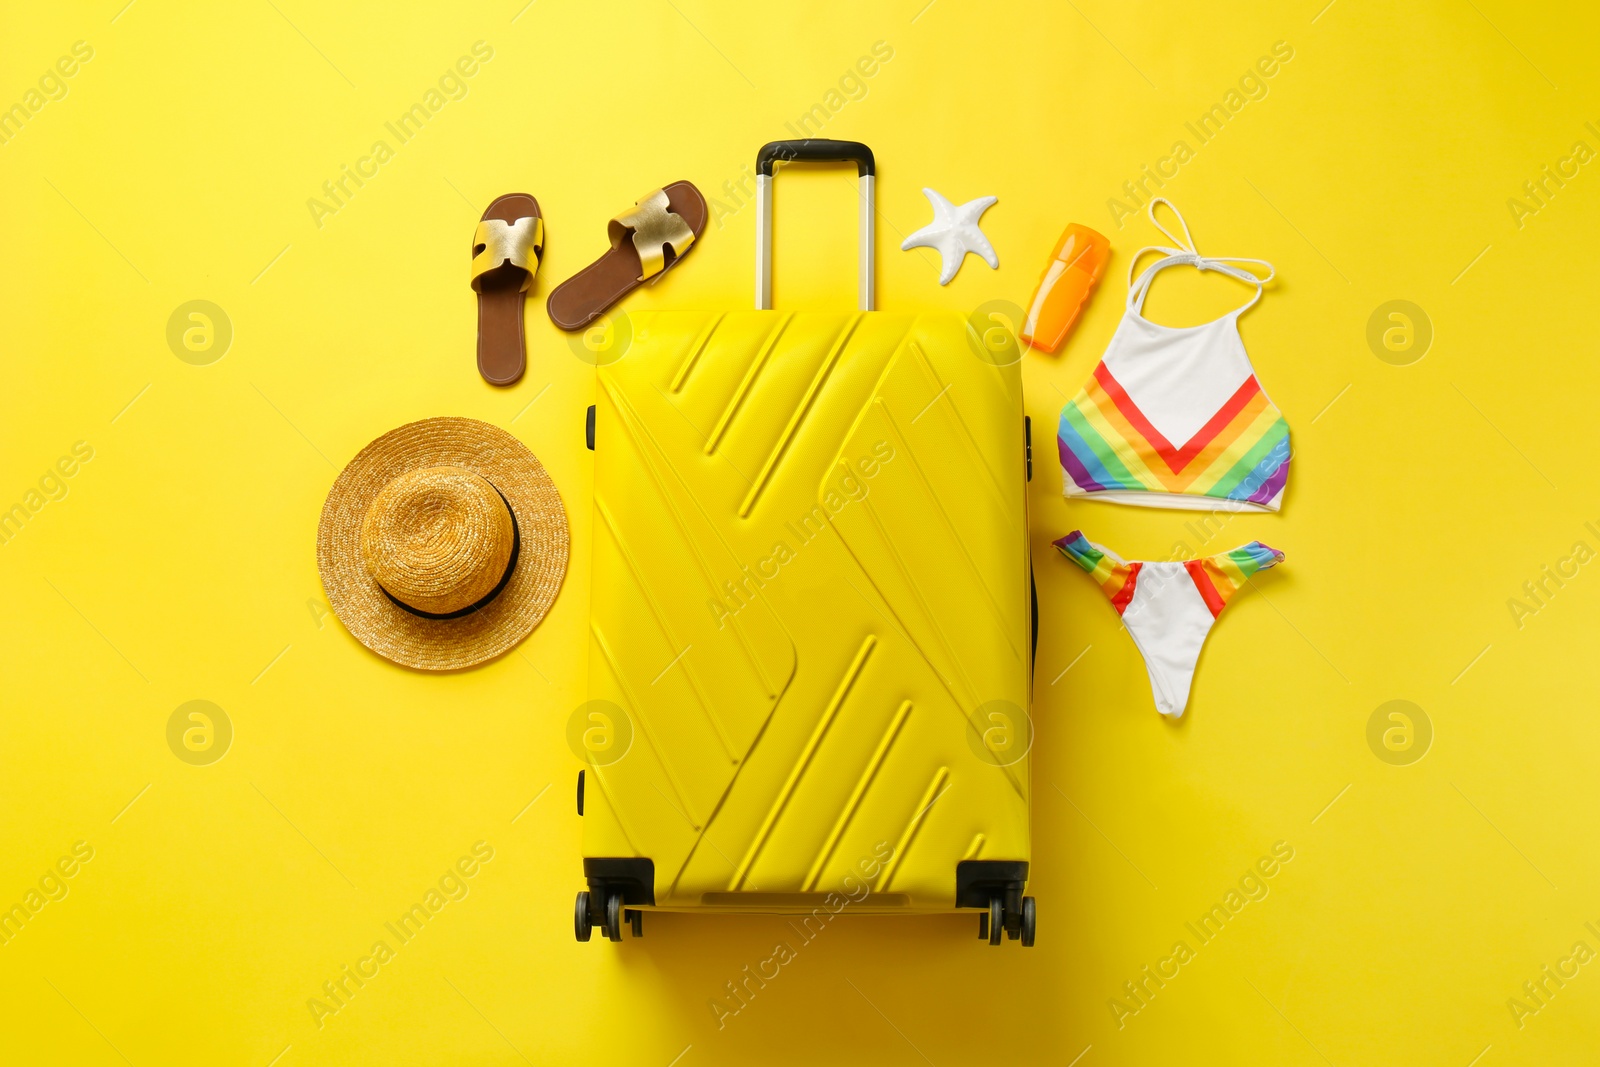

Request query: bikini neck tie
[{"left": 1126, "top": 198, "right": 1276, "bottom": 314}]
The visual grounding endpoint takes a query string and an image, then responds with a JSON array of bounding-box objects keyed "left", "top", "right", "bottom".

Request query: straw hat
[{"left": 317, "top": 417, "right": 568, "bottom": 670}]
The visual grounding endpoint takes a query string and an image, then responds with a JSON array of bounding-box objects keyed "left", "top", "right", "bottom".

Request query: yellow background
[{"left": 3, "top": 0, "right": 1597, "bottom": 1063}]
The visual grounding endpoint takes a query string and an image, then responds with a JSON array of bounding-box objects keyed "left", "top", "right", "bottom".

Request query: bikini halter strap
[{"left": 1126, "top": 198, "right": 1275, "bottom": 315}]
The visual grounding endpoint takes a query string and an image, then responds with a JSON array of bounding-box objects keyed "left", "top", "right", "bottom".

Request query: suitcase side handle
[{"left": 754, "top": 138, "right": 875, "bottom": 313}]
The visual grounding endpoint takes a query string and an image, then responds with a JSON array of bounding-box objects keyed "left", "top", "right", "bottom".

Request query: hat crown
[{"left": 359, "top": 466, "right": 514, "bottom": 615}]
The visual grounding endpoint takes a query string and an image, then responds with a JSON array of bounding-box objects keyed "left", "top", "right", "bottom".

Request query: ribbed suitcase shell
[{"left": 583, "top": 309, "right": 1030, "bottom": 913}]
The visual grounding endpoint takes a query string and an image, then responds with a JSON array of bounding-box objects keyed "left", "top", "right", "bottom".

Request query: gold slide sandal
[{"left": 545, "top": 182, "right": 706, "bottom": 332}]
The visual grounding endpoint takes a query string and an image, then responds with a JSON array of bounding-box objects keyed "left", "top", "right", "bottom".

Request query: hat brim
[{"left": 317, "top": 417, "right": 568, "bottom": 671}]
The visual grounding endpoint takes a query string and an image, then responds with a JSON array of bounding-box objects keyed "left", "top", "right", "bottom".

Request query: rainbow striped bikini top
[{"left": 1058, "top": 199, "right": 1290, "bottom": 512}]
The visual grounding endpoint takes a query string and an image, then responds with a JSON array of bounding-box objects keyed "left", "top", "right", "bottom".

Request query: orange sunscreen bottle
[{"left": 1020, "top": 224, "right": 1110, "bottom": 352}]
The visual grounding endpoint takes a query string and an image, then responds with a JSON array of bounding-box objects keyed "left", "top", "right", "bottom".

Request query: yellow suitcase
[{"left": 575, "top": 140, "right": 1035, "bottom": 946}]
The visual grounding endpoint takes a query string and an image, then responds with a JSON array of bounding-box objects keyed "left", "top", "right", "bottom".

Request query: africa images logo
[
  {"left": 306, "top": 842, "right": 495, "bottom": 1029},
  {"left": 1104, "top": 41, "right": 1295, "bottom": 228},
  {"left": 305, "top": 42, "right": 495, "bottom": 229},
  {"left": 0, "top": 40, "right": 94, "bottom": 148}
]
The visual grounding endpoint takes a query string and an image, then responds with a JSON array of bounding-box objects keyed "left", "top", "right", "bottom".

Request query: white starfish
[{"left": 900, "top": 188, "right": 999, "bottom": 285}]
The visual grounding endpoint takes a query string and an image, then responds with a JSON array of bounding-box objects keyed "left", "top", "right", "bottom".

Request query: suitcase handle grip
[
  {"left": 754, "top": 139, "right": 875, "bottom": 312},
  {"left": 756, "top": 139, "right": 875, "bottom": 176}
]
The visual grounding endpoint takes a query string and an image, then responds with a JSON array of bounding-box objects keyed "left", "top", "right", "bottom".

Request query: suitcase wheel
[
  {"left": 577, "top": 888, "right": 646, "bottom": 943},
  {"left": 574, "top": 891, "right": 594, "bottom": 942},
  {"left": 577, "top": 860, "right": 654, "bottom": 944},
  {"left": 604, "top": 891, "right": 622, "bottom": 942},
  {"left": 978, "top": 892, "right": 1037, "bottom": 948}
]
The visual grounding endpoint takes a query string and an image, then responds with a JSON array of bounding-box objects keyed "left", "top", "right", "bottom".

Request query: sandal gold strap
[
  {"left": 471, "top": 216, "right": 544, "bottom": 291},
  {"left": 609, "top": 189, "right": 695, "bottom": 282}
]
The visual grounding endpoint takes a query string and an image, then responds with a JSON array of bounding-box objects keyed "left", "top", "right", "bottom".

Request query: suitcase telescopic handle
[{"left": 754, "top": 139, "right": 876, "bottom": 312}]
